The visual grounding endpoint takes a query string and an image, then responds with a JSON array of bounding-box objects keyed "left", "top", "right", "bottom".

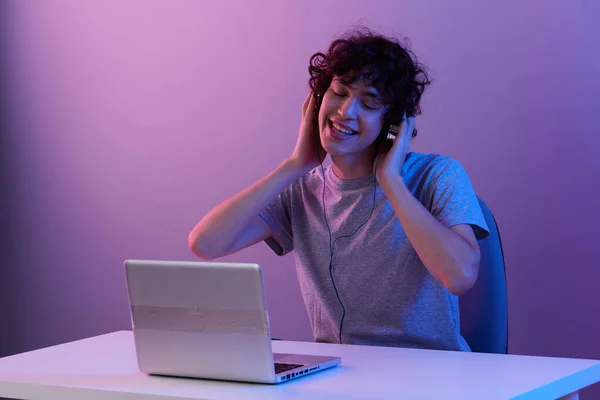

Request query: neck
[{"left": 330, "top": 147, "right": 377, "bottom": 180}]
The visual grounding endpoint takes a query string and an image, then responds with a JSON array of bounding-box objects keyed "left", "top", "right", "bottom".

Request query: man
[{"left": 188, "top": 28, "right": 489, "bottom": 351}]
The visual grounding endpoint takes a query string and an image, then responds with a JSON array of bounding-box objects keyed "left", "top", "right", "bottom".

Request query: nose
[{"left": 337, "top": 97, "right": 359, "bottom": 119}]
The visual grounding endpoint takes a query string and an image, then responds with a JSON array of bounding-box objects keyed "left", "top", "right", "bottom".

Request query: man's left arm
[
  {"left": 379, "top": 174, "right": 481, "bottom": 296},
  {"left": 375, "top": 116, "right": 488, "bottom": 295}
]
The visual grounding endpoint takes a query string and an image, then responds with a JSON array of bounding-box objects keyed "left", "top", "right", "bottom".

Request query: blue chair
[{"left": 459, "top": 196, "right": 508, "bottom": 354}]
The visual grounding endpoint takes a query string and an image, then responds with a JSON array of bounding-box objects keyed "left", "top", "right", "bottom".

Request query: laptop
[{"left": 124, "top": 259, "right": 341, "bottom": 384}]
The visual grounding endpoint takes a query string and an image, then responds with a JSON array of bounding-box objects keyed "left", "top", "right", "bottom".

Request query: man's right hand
[{"left": 288, "top": 91, "right": 327, "bottom": 172}]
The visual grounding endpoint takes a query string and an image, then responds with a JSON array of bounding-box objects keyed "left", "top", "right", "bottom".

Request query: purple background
[{"left": 1, "top": 0, "right": 599, "bottom": 397}]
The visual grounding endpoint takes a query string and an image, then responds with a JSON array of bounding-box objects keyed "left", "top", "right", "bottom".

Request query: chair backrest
[{"left": 459, "top": 196, "right": 508, "bottom": 354}]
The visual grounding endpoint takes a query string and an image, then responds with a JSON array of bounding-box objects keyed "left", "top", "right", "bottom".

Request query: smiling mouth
[{"left": 328, "top": 120, "right": 357, "bottom": 137}]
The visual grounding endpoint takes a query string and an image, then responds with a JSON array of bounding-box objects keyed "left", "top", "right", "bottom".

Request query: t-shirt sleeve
[
  {"left": 258, "top": 186, "right": 294, "bottom": 256},
  {"left": 425, "top": 157, "right": 490, "bottom": 241}
]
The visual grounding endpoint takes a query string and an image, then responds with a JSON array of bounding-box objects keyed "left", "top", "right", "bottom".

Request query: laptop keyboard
[{"left": 274, "top": 362, "right": 303, "bottom": 374}]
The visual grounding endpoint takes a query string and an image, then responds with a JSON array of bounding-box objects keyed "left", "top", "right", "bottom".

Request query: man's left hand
[{"left": 374, "top": 115, "right": 415, "bottom": 187}]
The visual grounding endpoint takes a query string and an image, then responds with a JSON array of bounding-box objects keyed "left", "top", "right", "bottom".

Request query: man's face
[{"left": 318, "top": 77, "right": 387, "bottom": 157}]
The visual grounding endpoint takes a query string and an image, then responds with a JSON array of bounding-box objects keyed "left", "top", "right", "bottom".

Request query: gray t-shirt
[{"left": 258, "top": 152, "right": 490, "bottom": 351}]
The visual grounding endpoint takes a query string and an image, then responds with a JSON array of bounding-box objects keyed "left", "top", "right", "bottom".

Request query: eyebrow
[
  {"left": 333, "top": 78, "right": 382, "bottom": 99},
  {"left": 363, "top": 91, "right": 381, "bottom": 99}
]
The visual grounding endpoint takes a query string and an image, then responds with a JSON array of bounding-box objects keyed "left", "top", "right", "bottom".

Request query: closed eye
[
  {"left": 363, "top": 99, "right": 383, "bottom": 110},
  {"left": 330, "top": 88, "right": 382, "bottom": 111}
]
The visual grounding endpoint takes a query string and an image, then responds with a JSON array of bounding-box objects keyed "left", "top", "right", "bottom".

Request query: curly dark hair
[{"left": 308, "top": 27, "right": 431, "bottom": 138}]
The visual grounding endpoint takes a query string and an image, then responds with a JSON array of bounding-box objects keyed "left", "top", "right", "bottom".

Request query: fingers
[
  {"left": 395, "top": 115, "right": 414, "bottom": 141},
  {"left": 405, "top": 116, "right": 415, "bottom": 138},
  {"left": 308, "top": 92, "right": 316, "bottom": 118},
  {"left": 389, "top": 117, "right": 414, "bottom": 151},
  {"left": 302, "top": 94, "right": 309, "bottom": 113},
  {"left": 302, "top": 91, "right": 314, "bottom": 115}
]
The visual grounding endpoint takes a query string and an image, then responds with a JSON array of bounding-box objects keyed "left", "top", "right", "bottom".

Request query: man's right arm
[
  {"left": 189, "top": 91, "right": 325, "bottom": 260},
  {"left": 188, "top": 158, "right": 309, "bottom": 260}
]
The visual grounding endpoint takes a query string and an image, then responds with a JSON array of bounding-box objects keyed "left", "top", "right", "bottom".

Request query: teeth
[{"left": 331, "top": 122, "right": 355, "bottom": 136}]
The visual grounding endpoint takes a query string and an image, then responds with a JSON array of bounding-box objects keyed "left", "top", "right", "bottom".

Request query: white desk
[{"left": 0, "top": 331, "right": 599, "bottom": 400}]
